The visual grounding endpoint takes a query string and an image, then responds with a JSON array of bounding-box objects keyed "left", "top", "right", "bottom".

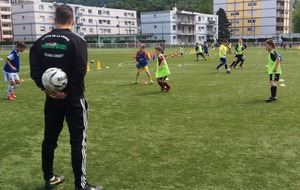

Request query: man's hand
[{"left": 43, "top": 89, "right": 67, "bottom": 99}]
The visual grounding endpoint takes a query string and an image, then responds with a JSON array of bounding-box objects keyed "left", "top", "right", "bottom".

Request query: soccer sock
[
  {"left": 6, "top": 85, "right": 13, "bottom": 97},
  {"left": 240, "top": 60, "right": 244, "bottom": 66},
  {"left": 147, "top": 72, "right": 152, "bottom": 81},
  {"left": 202, "top": 55, "right": 207, "bottom": 61},
  {"left": 135, "top": 72, "right": 140, "bottom": 82},
  {"left": 234, "top": 60, "right": 240, "bottom": 67},
  {"left": 157, "top": 81, "right": 165, "bottom": 88},
  {"left": 224, "top": 64, "right": 228, "bottom": 70},
  {"left": 164, "top": 82, "right": 171, "bottom": 89},
  {"left": 271, "top": 86, "right": 277, "bottom": 97},
  {"left": 230, "top": 61, "right": 235, "bottom": 67},
  {"left": 216, "top": 63, "right": 224, "bottom": 69}
]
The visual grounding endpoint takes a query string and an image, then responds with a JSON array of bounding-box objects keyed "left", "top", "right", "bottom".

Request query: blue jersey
[
  {"left": 203, "top": 45, "right": 209, "bottom": 52},
  {"left": 135, "top": 51, "right": 149, "bottom": 68},
  {"left": 3, "top": 49, "right": 20, "bottom": 73}
]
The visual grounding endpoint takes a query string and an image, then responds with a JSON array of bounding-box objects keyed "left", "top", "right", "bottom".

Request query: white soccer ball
[
  {"left": 226, "top": 68, "right": 231, "bottom": 73},
  {"left": 42, "top": 67, "right": 68, "bottom": 91}
]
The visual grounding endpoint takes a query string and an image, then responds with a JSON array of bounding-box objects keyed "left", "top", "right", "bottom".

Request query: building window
[
  {"left": 40, "top": 16, "right": 45, "bottom": 22},
  {"left": 80, "top": 8, "right": 85, "bottom": 12},
  {"left": 154, "top": 36, "right": 157, "bottom": 39},
  {"left": 21, "top": 5, "right": 23, "bottom": 9},
  {"left": 48, "top": 6, "right": 53, "bottom": 9},
  {"left": 40, "top": 26, "right": 45, "bottom": 32},
  {"left": 49, "top": 26, "right": 54, "bottom": 30},
  {"left": 22, "top": 16, "right": 24, "bottom": 19},
  {"left": 131, "top": 13, "right": 134, "bottom": 17},
  {"left": 98, "top": 20, "right": 102, "bottom": 24},
  {"left": 154, "top": 14, "right": 156, "bottom": 17},
  {"left": 88, "top": 9, "right": 92, "bottom": 14},
  {"left": 124, "top": 12, "right": 127, "bottom": 16},
  {"left": 81, "top": 18, "right": 86, "bottom": 22},
  {"left": 98, "top": 10, "right": 102, "bottom": 15},
  {"left": 106, "top": 11, "right": 110, "bottom": 15},
  {"left": 248, "top": 2, "right": 257, "bottom": 6},
  {"left": 89, "top": 28, "right": 93, "bottom": 33},
  {"left": 82, "top": 28, "right": 86, "bottom": 32},
  {"left": 173, "top": 36, "right": 176, "bottom": 40},
  {"left": 247, "top": 27, "right": 254, "bottom": 31},
  {"left": 107, "top": 20, "right": 111, "bottom": 24},
  {"left": 49, "top": 16, "right": 53, "bottom": 21},
  {"left": 23, "top": 26, "right": 25, "bottom": 30},
  {"left": 89, "top": 19, "right": 93, "bottom": 24},
  {"left": 231, "top": 12, "right": 239, "bottom": 16},
  {"left": 39, "top": 5, "right": 44, "bottom": 10},
  {"left": 173, "top": 25, "right": 176, "bottom": 30},
  {"left": 247, "top": 19, "right": 256, "bottom": 23},
  {"left": 107, "top": 29, "right": 111, "bottom": 33},
  {"left": 154, "top": 25, "right": 157, "bottom": 28}
]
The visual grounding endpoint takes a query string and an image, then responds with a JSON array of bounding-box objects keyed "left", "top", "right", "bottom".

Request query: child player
[
  {"left": 265, "top": 39, "right": 282, "bottom": 102},
  {"left": 134, "top": 44, "right": 153, "bottom": 84},
  {"left": 195, "top": 42, "right": 207, "bottom": 61},
  {"left": 203, "top": 41, "right": 212, "bottom": 58},
  {"left": 230, "top": 39, "right": 245, "bottom": 69},
  {"left": 3, "top": 42, "right": 26, "bottom": 100},
  {"left": 179, "top": 42, "right": 184, "bottom": 56},
  {"left": 155, "top": 46, "right": 171, "bottom": 92},
  {"left": 216, "top": 40, "right": 230, "bottom": 73}
]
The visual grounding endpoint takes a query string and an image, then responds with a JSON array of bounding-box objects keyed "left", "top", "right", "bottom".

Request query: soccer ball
[
  {"left": 226, "top": 68, "right": 231, "bottom": 73},
  {"left": 42, "top": 67, "right": 68, "bottom": 91}
]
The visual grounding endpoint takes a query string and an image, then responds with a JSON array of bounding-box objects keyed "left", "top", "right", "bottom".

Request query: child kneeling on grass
[{"left": 155, "top": 46, "right": 171, "bottom": 92}]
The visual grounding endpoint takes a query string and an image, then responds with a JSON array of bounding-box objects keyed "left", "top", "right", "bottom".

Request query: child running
[
  {"left": 155, "top": 46, "right": 171, "bottom": 92},
  {"left": 216, "top": 40, "right": 230, "bottom": 73},
  {"left": 134, "top": 44, "right": 153, "bottom": 84},
  {"left": 195, "top": 42, "right": 207, "bottom": 61}
]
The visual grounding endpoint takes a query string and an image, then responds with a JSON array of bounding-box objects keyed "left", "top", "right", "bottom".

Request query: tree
[
  {"left": 293, "top": 1, "right": 300, "bottom": 32},
  {"left": 216, "top": 8, "right": 231, "bottom": 39}
]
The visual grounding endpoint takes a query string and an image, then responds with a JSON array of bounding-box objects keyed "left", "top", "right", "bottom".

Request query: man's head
[{"left": 54, "top": 4, "right": 74, "bottom": 27}]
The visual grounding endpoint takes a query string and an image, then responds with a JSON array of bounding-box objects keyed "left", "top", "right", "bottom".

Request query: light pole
[
  {"left": 116, "top": 16, "right": 120, "bottom": 41},
  {"left": 128, "top": 21, "right": 131, "bottom": 41},
  {"left": 96, "top": 20, "right": 99, "bottom": 43},
  {"left": 30, "top": 22, "right": 33, "bottom": 42}
]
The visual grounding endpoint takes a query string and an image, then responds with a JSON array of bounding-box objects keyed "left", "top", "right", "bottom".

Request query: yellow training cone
[
  {"left": 97, "top": 61, "right": 101, "bottom": 70},
  {"left": 87, "top": 63, "right": 90, "bottom": 72}
]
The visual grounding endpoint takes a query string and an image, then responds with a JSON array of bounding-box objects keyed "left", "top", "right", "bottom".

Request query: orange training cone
[{"left": 97, "top": 61, "right": 101, "bottom": 70}]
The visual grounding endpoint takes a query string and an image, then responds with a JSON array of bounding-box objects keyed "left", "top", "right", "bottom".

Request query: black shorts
[
  {"left": 197, "top": 53, "right": 204, "bottom": 56},
  {"left": 269, "top": 74, "right": 280, "bottom": 81},
  {"left": 235, "top": 54, "right": 244, "bottom": 61}
]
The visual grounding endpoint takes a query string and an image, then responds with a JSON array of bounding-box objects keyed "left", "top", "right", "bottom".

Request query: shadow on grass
[{"left": 33, "top": 186, "right": 45, "bottom": 190}]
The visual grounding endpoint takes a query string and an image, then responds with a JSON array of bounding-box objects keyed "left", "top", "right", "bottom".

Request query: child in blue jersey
[
  {"left": 134, "top": 44, "right": 153, "bottom": 84},
  {"left": 203, "top": 41, "right": 212, "bottom": 58},
  {"left": 3, "top": 42, "right": 26, "bottom": 100}
]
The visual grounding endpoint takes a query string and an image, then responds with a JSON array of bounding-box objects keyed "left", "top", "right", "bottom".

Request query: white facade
[
  {"left": 140, "top": 7, "right": 218, "bottom": 45},
  {"left": 12, "top": 1, "right": 138, "bottom": 42}
]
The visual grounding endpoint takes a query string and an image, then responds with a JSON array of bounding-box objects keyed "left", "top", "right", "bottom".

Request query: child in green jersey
[
  {"left": 265, "top": 39, "right": 282, "bottom": 102},
  {"left": 155, "top": 46, "right": 171, "bottom": 92}
]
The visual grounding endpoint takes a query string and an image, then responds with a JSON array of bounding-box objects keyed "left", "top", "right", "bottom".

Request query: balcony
[
  {"left": 177, "top": 20, "right": 194, "bottom": 25},
  {"left": 1, "top": 18, "right": 11, "bottom": 23},
  {"left": 177, "top": 31, "right": 194, "bottom": 36},
  {"left": 276, "top": 5, "right": 284, "bottom": 10},
  {"left": 2, "top": 34, "right": 13, "bottom": 39},
  {"left": 76, "top": 21, "right": 83, "bottom": 26},
  {"left": 1, "top": 26, "right": 12, "bottom": 31},
  {"left": 0, "top": 11, "right": 12, "bottom": 15},
  {"left": 76, "top": 12, "right": 83, "bottom": 17},
  {"left": 276, "top": 13, "right": 284, "bottom": 17},
  {"left": 208, "top": 21, "right": 216, "bottom": 26}
]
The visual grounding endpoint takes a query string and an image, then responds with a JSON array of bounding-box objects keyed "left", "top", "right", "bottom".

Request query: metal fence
[{"left": 1, "top": 42, "right": 300, "bottom": 51}]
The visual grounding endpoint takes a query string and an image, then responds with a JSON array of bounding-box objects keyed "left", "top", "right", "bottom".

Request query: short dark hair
[
  {"left": 16, "top": 41, "right": 26, "bottom": 48},
  {"left": 265, "top": 39, "right": 275, "bottom": 48},
  {"left": 155, "top": 46, "right": 163, "bottom": 52},
  {"left": 55, "top": 4, "right": 73, "bottom": 25},
  {"left": 223, "top": 40, "right": 228, "bottom": 43},
  {"left": 140, "top": 43, "right": 145, "bottom": 48}
]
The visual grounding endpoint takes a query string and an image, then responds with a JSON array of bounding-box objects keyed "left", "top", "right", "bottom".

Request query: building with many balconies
[
  {"left": 11, "top": 1, "right": 138, "bottom": 42},
  {"left": 140, "top": 7, "right": 218, "bottom": 45}
]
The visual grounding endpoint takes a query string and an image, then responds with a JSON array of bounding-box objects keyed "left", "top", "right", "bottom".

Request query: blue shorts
[{"left": 220, "top": 58, "right": 227, "bottom": 63}]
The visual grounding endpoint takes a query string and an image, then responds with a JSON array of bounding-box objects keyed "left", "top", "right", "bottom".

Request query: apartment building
[
  {"left": 213, "top": 0, "right": 293, "bottom": 39},
  {"left": 11, "top": 1, "right": 137, "bottom": 42},
  {"left": 0, "top": 0, "right": 12, "bottom": 41},
  {"left": 141, "top": 7, "right": 218, "bottom": 45}
]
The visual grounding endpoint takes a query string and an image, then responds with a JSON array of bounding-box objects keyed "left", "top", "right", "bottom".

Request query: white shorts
[{"left": 3, "top": 71, "right": 19, "bottom": 82}]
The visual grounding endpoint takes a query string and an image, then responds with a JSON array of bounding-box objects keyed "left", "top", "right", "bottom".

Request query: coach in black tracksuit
[{"left": 30, "top": 4, "right": 102, "bottom": 190}]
